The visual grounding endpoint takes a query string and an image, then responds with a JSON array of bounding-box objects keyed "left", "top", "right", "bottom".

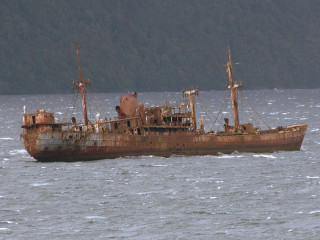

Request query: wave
[
  {"left": 306, "top": 176, "right": 320, "bottom": 179},
  {"left": 85, "top": 216, "right": 105, "bottom": 219},
  {"left": 152, "top": 164, "right": 168, "bottom": 167},
  {"left": 9, "top": 149, "right": 27, "bottom": 155},
  {"left": 253, "top": 154, "right": 276, "bottom": 159},
  {"left": 218, "top": 155, "right": 235, "bottom": 159},
  {"left": 31, "top": 183, "right": 50, "bottom": 187},
  {"left": 310, "top": 210, "right": 320, "bottom": 215}
]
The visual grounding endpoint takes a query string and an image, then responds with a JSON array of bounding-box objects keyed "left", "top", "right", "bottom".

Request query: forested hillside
[{"left": 1, "top": 0, "right": 319, "bottom": 94}]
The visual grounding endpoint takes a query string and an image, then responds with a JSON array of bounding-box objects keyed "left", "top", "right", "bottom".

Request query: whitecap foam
[
  {"left": 31, "top": 183, "right": 50, "bottom": 187},
  {"left": 152, "top": 164, "right": 168, "bottom": 167},
  {"left": 310, "top": 210, "right": 320, "bottom": 215},
  {"left": 85, "top": 216, "right": 105, "bottom": 219},
  {"left": 0, "top": 137, "right": 13, "bottom": 140},
  {"left": 306, "top": 176, "right": 320, "bottom": 179},
  {"left": 135, "top": 191, "right": 153, "bottom": 195},
  {"left": 1, "top": 221, "right": 13, "bottom": 224},
  {"left": 311, "top": 128, "right": 319, "bottom": 132},
  {"left": 217, "top": 155, "right": 235, "bottom": 159},
  {"left": 253, "top": 154, "right": 276, "bottom": 159},
  {"left": 9, "top": 149, "right": 27, "bottom": 155}
]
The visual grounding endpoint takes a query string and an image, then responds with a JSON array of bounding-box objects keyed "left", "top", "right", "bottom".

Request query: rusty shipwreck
[{"left": 21, "top": 45, "right": 307, "bottom": 162}]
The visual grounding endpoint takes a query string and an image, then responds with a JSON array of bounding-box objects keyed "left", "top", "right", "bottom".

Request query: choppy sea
[{"left": 1, "top": 89, "right": 319, "bottom": 239}]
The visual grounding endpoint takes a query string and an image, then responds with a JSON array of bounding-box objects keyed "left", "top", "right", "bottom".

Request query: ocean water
[{"left": 0, "top": 89, "right": 319, "bottom": 239}]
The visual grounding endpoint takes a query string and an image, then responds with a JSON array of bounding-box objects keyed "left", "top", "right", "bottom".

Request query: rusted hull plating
[{"left": 21, "top": 124, "right": 307, "bottom": 162}]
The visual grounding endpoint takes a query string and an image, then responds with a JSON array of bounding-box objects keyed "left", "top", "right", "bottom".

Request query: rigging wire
[
  {"left": 194, "top": 95, "right": 216, "bottom": 122},
  {"left": 209, "top": 92, "right": 230, "bottom": 132},
  {"left": 239, "top": 92, "right": 260, "bottom": 129},
  {"left": 73, "top": 90, "right": 79, "bottom": 117},
  {"left": 194, "top": 92, "right": 230, "bottom": 132},
  {"left": 86, "top": 84, "right": 106, "bottom": 121},
  {"left": 85, "top": 87, "right": 93, "bottom": 123},
  {"left": 63, "top": 88, "right": 79, "bottom": 122},
  {"left": 238, "top": 90, "right": 271, "bottom": 129}
]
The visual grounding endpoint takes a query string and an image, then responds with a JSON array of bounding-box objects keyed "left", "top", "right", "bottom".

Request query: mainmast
[
  {"left": 183, "top": 89, "right": 199, "bottom": 130},
  {"left": 73, "top": 41, "right": 90, "bottom": 125},
  {"left": 226, "top": 46, "right": 242, "bottom": 129}
]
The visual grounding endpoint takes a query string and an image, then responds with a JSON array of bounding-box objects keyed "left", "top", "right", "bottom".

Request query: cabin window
[
  {"left": 127, "top": 121, "right": 131, "bottom": 127},
  {"left": 115, "top": 122, "right": 118, "bottom": 129},
  {"left": 137, "top": 128, "right": 141, "bottom": 135},
  {"left": 32, "top": 116, "right": 36, "bottom": 124}
]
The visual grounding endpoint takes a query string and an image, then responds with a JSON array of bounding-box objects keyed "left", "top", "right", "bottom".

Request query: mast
[
  {"left": 226, "top": 46, "right": 241, "bottom": 129},
  {"left": 183, "top": 89, "right": 199, "bottom": 130},
  {"left": 73, "top": 41, "right": 90, "bottom": 125}
]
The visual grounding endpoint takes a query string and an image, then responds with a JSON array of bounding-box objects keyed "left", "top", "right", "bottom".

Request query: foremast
[
  {"left": 73, "top": 41, "right": 90, "bottom": 125},
  {"left": 226, "top": 47, "right": 242, "bottom": 129}
]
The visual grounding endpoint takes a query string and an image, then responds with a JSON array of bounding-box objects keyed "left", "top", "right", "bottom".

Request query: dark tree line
[{"left": 1, "top": 0, "right": 319, "bottom": 94}]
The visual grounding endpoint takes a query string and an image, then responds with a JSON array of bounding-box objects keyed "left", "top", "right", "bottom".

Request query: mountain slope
[{"left": 1, "top": 0, "right": 319, "bottom": 94}]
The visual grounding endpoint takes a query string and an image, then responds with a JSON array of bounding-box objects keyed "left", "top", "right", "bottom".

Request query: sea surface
[{"left": 1, "top": 89, "right": 320, "bottom": 239}]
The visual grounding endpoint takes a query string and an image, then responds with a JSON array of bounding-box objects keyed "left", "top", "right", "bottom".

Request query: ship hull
[{"left": 21, "top": 124, "right": 307, "bottom": 162}]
